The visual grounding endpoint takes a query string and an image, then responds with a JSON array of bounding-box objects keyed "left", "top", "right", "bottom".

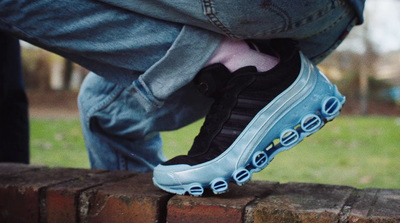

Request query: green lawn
[
  {"left": 30, "top": 119, "right": 89, "bottom": 168},
  {"left": 30, "top": 116, "right": 400, "bottom": 189}
]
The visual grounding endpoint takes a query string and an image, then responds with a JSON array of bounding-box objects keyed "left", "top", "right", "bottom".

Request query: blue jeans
[
  {"left": 79, "top": 73, "right": 213, "bottom": 171},
  {"left": 1, "top": 0, "right": 364, "bottom": 171},
  {"left": 1, "top": 0, "right": 363, "bottom": 111}
]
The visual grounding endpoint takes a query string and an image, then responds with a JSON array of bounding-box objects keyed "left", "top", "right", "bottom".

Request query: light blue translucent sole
[{"left": 153, "top": 52, "right": 346, "bottom": 196}]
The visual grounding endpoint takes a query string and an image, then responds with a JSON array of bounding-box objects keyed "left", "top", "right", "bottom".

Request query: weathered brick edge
[{"left": 0, "top": 163, "right": 399, "bottom": 223}]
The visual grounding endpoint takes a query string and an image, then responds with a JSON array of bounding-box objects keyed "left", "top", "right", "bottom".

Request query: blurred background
[{"left": 23, "top": 0, "right": 399, "bottom": 189}]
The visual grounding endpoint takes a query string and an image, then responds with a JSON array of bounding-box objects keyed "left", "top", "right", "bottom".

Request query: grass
[
  {"left": 30, "top": 116, "right": 400, "bottom": 189},
  {"left": 30, "top": 119, "right": 90, "bottom": 169}
]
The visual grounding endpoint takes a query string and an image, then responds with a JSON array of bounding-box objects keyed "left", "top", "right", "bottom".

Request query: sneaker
[{"left": 153, "top": 40, "right": 345, "bottom": 196}]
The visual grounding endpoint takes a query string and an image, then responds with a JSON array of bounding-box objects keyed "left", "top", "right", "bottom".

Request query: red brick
[
  {"left": 0, "top": 167, "right": 99, "bottom": 223},
  {"left": 250, "top": 182, "right": 354, "bottom": 223},
  {"left": 0, "top": 162, "right": 42, "bottom": 175},
  {"left": 46, "top": 170, "right": 134, "bottom": 223},
  {"left": 372, "top": 189, "right": 400, "bottom": 221},
  {"left": 3, "top": 163, "right": 400, "bottom": 223},
  {"left": 167, "top": 181, "right": 277, "bottom": 223},
  {"left": 349, "top": 189, "right": 400, "bottom": 223},
  {"left": 348, "top": 188, "right": 378, "bottom": 222},
  {"left": 80, "top": 173, "right": 171, "bottom": 223}
]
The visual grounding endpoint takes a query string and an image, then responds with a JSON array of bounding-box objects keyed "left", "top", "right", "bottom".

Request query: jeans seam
[
  {"left": 201, "top": 0, "right": 347, "bottom": 40},
  {"left": 253, "top": 0, "right": 347, "bottom": 39},
  {"left": 260, "top": 1, "right": 291, "bottom": 34},
  {"left": 129, "top": 77, "right": 164, "bottom": 112},
  {"left": 202, "top": 0, "right": 240, "bottom": 39},
  {"left": 302, "top": 2, "right": 353, "bottom": 39}
]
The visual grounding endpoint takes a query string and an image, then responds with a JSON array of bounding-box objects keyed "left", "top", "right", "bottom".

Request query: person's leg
[
  {"left": 1, "top": 0, "right": 364, "bottom": 110},
  {"left": 2, "top": 0, "right": 364, "bottom": 192},
  {"left": 95, "top": 0, "right": 363, "bottom": 61},
  {"left": 78, "top": 72, "right": 213, "bottom": 171},
  {"left": 0, "top": 32, "right": 29, "bottom": 164},
  {"left": 152, "top": 1, "right": 365, "bottom": 195},
  {"left": 0, "top": 0, "right": 186, "bottom": 83},
  {"left": 0, "top": 0, "right": 222, "bottom": 112},
  {"left": 102, "top": 0, "right": 364, "bottom": 113}
]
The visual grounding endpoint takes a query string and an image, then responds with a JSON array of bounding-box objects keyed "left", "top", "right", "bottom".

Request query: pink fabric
[{"left": 205, "top": 38, "right": 279, "bottom": 72}]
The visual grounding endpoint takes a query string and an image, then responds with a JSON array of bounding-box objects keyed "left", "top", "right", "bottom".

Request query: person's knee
[{"left": 201, "top": 0, "right": 355, "bottom": 40}]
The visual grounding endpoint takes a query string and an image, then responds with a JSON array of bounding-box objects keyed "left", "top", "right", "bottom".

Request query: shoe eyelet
[{"left": 198, "top": 82, "right": 209, "bottom": 94}]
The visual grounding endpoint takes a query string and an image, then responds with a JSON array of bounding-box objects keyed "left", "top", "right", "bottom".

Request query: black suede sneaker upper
[{"left": 163, "top": 41, "right": 301, "bottom": 166}]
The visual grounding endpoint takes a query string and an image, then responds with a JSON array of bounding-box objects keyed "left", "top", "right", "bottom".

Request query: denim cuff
[
  {"left": 128, "top": 25, "right": 222, "bottom": 112},
  {"left": 129, "top": 77, "right": 164, "bottom": 112}
]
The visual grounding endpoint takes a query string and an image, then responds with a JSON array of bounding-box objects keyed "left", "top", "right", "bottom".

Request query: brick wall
[{"left": 0, "top": 163, "right": 399, "bottom": 223}]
